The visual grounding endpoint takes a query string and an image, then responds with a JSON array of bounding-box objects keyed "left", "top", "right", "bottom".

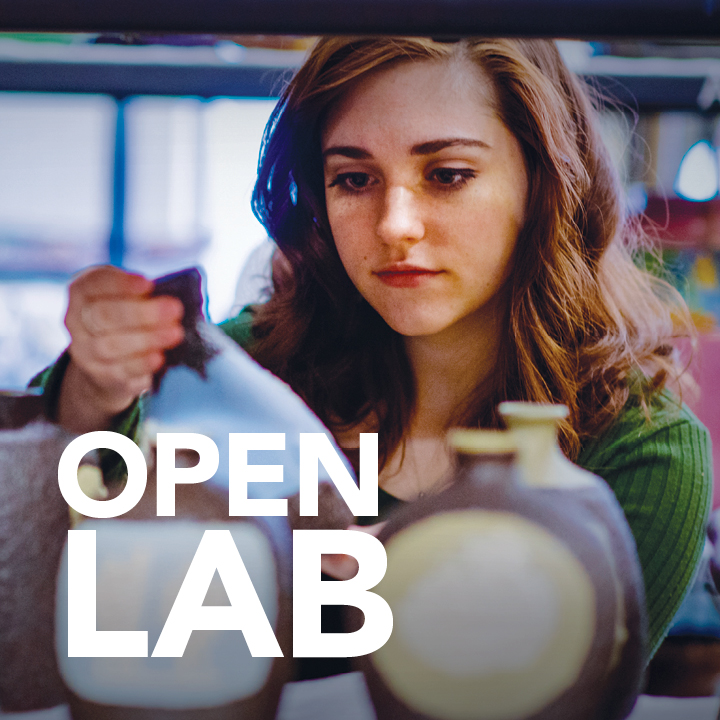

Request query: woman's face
[{"left": 322, "top": 57, "right": 528, "bottom": 339}]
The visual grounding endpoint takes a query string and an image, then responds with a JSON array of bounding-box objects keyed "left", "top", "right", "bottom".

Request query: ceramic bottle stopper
[
  {"left": 499, "top": 402, "right": 647, "bottom": 719},
  {"left": 352, "top": 428, "right": 639, "bottom": 720}
]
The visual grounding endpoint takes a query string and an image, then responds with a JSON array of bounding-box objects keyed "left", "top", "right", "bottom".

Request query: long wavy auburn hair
[{"left": 249, "top": 36, "right": 691, "bottom": 465}]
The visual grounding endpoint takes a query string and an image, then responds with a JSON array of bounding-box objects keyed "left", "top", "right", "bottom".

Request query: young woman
[{"left": 39, "top": 37, "right": 711, "bottom": 660}]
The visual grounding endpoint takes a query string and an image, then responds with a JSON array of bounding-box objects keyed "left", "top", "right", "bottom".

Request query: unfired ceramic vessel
[
  {"left": 0, "top": 421, "right": 73, "bottom": 712},
  {"left": 353, "top": 421, "right": 646, "bottom": 720}
]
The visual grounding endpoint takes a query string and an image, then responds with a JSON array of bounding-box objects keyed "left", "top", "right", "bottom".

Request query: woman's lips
[{"left": 374, "top": 265, "right": 443, "bottom": 288}]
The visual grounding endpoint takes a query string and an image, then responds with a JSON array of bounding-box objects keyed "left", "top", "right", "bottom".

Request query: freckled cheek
[
  {"left": 330, "top": 210, "right": 377, "bottom": 267},
  {"left": 328, "top": 204, "right": 367, "bottom": 244},
  {"left": 331, "top": 230, "right": 368, "bottom": 286}
]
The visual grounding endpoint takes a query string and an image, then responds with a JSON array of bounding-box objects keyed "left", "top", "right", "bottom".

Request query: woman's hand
[
  {"left": 320, "top": 522, "right": 387, "bottom": 580},
  {"left": 58, "top": 265, "right": 185, "bottom": 433}
]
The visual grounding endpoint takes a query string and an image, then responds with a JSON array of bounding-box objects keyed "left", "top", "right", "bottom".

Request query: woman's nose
[{"left": 376, "top": 186, "right": 425, "bottom": 246}]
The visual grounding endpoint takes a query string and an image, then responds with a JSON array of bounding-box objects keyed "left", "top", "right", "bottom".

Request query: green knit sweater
[
  {"left": 33, "top": 309, "right": 712, "bottom": 658},
  {"left": 576, "top": 396, "right": 711, "bottom": 657}
]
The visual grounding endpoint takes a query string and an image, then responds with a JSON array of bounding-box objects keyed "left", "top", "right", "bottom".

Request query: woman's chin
[
  {"left": 379, "top": 305, "right": 497, "bottom": 342},
  {"left": 381, "top": 313, "right": 455, "bottom": 339}
]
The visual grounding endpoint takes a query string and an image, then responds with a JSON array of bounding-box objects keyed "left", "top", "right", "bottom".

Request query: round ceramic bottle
[
  {"left": 353, "top": 429, "right": 642, "bottom": 720},
  {"left": 58, "top": 441, "right": 293, "bottom": 720}
]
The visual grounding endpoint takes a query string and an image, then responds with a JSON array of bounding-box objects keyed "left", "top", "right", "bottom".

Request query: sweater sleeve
[
  {"left": 28, "top": 351, "right": 144, "bottom": 484},
  {"left": 577, "top": 391, "right": 712, "bottom": 658},
  {"left": 218, "top": 305, "right": 256, "bottom": 349}
]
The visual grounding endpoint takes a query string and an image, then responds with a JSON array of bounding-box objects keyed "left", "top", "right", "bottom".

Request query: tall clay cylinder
[
  {"left": 353, "top": 429, "right": 644, "bottom": 720},
  {"left": 0, "top": 421, "right": 73, "bottom": 712}
]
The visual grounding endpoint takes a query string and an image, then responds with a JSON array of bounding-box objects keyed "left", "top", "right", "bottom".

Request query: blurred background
[
  {"left": 3, "top": 33, "right": 720, "bottom": 498},
  {"left": 0, "top": 33, "right": 315, "bottom": 390},
  {"left": 3, "top": 28, "right": 720, "bottom": 705}
]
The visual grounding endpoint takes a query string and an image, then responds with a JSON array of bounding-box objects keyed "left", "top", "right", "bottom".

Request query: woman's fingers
[
  {"left": 76, "top": 296, "right": 184, "bottom": 336},
  {"left": 60, "top": 265, "right": 186, "bottom": 431},
  {"left": 67, "top": 268, "right": 183, "bottom": 336},
  {"left": 70, "top": 264, "right": 153, "bottom": 299},
  {"left": 73, "top": 321, "right": 183, "bottom": 363},
  {"left": 65, "top": 266, "right": 153, "bottom": 331},
  {"left": 78, "top": 349, "right": 166, "bottom": 386}
]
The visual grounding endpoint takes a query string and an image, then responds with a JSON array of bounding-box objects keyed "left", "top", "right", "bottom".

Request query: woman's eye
[
  {"left": 430, "top": 168, "right": 476, "bottom": 187},
  {"left": 329, "top": 172, "right": 373, "bottom": 191}
]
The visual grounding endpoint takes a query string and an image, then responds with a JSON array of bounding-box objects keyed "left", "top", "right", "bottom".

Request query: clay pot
[
  {"left": 58, "top": 445, "right": 293, "bottom": 720},
  {"left": 353, "top": 427, "right": 645, "bottom": 720},
  {"left": 0, "top": 389, "right": 45, "bottom": 429},
  {"left": 0, "top": 420, "right": 73, "bottom": 712}
]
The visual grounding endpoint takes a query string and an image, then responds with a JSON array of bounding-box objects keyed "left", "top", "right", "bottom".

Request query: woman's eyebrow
[
  {"left": 322, "top": 138, "right": 489, "bottom": 162},
  {"left": 323, "top": 146, "right": 372, "bottom": 161},
  {"left": 411, "top": 138, "right": 489, "bottom": 155}
]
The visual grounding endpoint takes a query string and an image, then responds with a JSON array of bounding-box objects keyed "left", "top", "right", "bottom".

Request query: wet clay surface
[
  {"left": 0, "top": 422, "right": 73, "bottom": 712},
  {"left": 68, "top": 448, "right": 293, "bottom": 720},
  {"left": 353, "top": 451, "right": 645, "bottom": 720}
]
